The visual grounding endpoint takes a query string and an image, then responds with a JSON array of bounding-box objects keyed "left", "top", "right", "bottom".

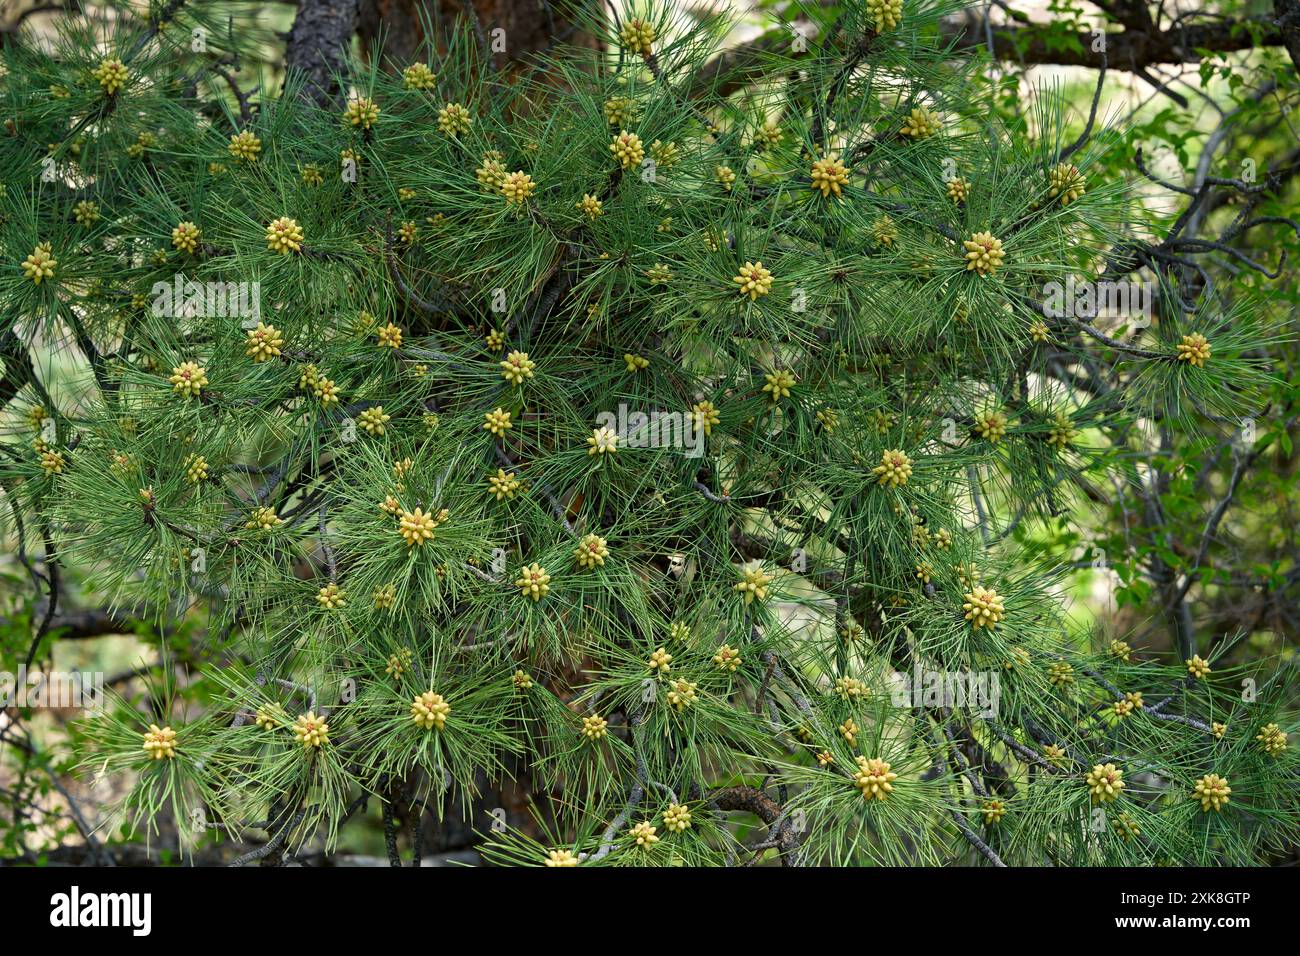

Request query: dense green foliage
[{"left": 1, "top": 0, "right": 1296, "bottom": 866}]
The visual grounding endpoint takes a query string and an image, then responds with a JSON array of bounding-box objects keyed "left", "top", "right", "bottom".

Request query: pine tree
[{"left": 1, "top": 0, "right": 1295, "bottom": 867}]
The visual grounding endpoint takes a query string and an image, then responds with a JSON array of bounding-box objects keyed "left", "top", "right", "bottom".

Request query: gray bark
[{"left": 284, "top": 0, "right": 362, "bottom": 111}]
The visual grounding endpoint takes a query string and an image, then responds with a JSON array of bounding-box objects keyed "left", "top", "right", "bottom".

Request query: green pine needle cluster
[{"left": 1, "top": 0, "right": 1295, "bottom": 866}]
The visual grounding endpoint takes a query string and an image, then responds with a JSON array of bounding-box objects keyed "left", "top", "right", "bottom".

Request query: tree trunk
[
  {"left": 356, "top": 0, "right": 598, "bottom": 70},
  {"left": 285, "top": 0, "right": 362, "bottom": 110},
  {"left": 1276, "top": 0, "right": 1300, "bottom": 72}
]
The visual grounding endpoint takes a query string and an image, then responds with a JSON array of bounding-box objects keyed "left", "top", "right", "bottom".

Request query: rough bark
[
  {"left": 710, "top": 785, "right": 800, "bottom": 863},
  {"left": 1276, "top": 0, "right": 1300, "bottom": 71},
  {"left": 356, "top": 0, "right": 598, "bottom": 71},
  {"left": 284, "top": 0, "right": 362, "bottom": 110}
]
